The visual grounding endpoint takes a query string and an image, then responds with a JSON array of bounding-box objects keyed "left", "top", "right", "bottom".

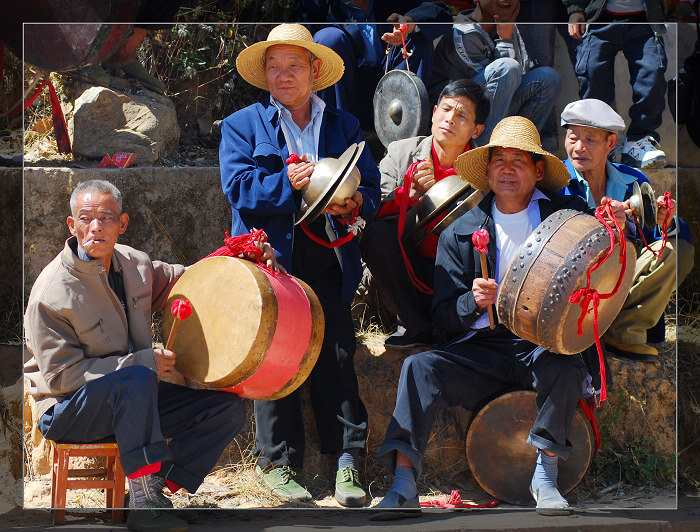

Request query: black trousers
[
  {"left": 377, "top": 326, "right": 588, "bottom": 478},
  {"left": 253, "top": 224, "right": 368, "bottom": 468},
  {"left": 360, "top": 216, "right": 435, "bottom": 335}
]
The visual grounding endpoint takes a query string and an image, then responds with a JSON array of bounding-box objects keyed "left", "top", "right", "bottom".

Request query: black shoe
[{"left": 384, "top": 327, "right": 432, "bottom": 350}]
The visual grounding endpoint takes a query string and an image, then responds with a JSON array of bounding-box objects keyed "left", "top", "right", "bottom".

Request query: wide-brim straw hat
[
  {"left": 236, "top": 24, "right": 344, "bottom": 92},
  {"left": 454, "top": 116, "right": 571, "bottom": 192}
]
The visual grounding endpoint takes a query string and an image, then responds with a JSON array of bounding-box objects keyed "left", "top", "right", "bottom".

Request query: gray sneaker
[{"left": 621, "top": 136, "right": 667, "bottom": 169}]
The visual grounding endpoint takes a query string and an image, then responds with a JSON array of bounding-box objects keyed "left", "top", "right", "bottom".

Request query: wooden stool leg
[
  {"left": 53, "top": 447, "right": 69, "bottom": 525},
  {"left": 105, "top": 456, "right": 114, "bottom": 510},
  {"left": 112, "top": 456, "right": 126, "bottom": 523}
]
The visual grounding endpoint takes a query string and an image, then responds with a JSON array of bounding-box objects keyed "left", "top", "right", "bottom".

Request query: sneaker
[
  {"left": 530, "top": 480, "right": 570, "bottom": 516},
  {"left": 127, "top": 501, "right": 188, "bottom": 532},
  {"left": 369, "top": 490, "right": 421, "bottom": 521},
  {"left": 621, "top": 136, "right": 667, "bottom": 169},
  {"left": 605, "top": 337, "right": 659, "bottom": 362},
  {"left": 384, "top": 326, "right": 432, "bottom": 350},
  {"left": 144, "top": 477, "right": 199, "bottom": 524},
  {"left": 334, "top": 466, "right": 366, "bottom": 507},
  {"left": 255, "top": 465, "right": 311, "bottom": 501}
]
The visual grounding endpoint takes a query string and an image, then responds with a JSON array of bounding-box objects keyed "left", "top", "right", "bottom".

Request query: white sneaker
[{"left": 621, "top": 136, "right": 667, "bottom": 169}]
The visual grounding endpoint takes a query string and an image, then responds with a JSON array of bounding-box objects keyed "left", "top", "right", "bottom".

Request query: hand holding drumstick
[{"left": 472, "top": 230, "right": 496, "bottom": 330}]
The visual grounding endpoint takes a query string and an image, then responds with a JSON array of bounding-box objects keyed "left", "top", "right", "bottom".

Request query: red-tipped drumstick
[
  {"left": 472, "top": 230, "right": 495, "bottom": 330},
  {"left": 165, "top": 298, "right": 192, "bottom": 351}
]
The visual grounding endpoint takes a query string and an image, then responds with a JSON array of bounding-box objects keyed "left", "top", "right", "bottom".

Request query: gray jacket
[{"left": 24, "top": 237, "right": 185, "bottom": 418}]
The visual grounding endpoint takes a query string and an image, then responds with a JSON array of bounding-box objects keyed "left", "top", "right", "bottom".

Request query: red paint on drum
[{"left": 225, "top": 265, "right": 312, "bottom": 399}]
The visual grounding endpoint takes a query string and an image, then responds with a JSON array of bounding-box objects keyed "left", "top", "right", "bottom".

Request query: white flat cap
[{"left": 560, "top": 99, "right": 626, "bottom": 132}]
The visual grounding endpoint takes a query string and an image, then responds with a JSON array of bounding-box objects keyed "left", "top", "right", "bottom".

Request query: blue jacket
[
  {"left": 560, "top": 158, "right": 690, "bottom": 244},
  {"left": 219, "top": 100, "right": 381, "bottom": 301}
]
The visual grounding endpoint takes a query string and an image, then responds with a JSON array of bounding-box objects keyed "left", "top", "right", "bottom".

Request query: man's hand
[
  {"left": 257, "top": 241, "right": 287, "bottom": 274},
  {"left": 656, "top": 195, "right": 676, "bottom": 226},
  {"left": 409, "top": 158, "right": 436, "bottom": 201},
  {"left": 472, "top": 277, "right": 498, "bottom": 309},
  {"left": 381, "top": 14, "right": 416, "bottom": 45},
  {"left": 568, "top": 11, "right": 586, "bottom": 40},
  {"left": 288, "top": 154, "right": 314, "bottom": 190},
  {"left": 153, "top": 348, "right": 176, "bottom": 379},
  {"left": 324, "top": 190, "right": 363, "bottom": 216},
  {"left": 600, "top": 197, "right": 629, "bottom": 231}
]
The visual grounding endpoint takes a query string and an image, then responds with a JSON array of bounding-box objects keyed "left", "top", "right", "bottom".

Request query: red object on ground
[
  {"left": 98, "top": 152, "right": 135, "bottom": 168},
  {"left": 420, "top": 490, "right": 501, "bottom": 509}
]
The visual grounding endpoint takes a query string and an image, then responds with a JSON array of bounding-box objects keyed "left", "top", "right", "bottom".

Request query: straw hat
[
  {"left": 236, "top": 24, "right": 344, "bottom": 92},
  {"left": 454, "top": 116, "right": 571, "bottom": 192}
]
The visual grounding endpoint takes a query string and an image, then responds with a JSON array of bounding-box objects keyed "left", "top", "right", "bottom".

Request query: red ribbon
[
  {"left": 286, "top": 153, "right": 303, "bottom": 165},
  {"left": 578, "top": 397, "right": 602, "bottom": 455},
  {"left": 205, "top": 229, "right": 267, "bottom": 262},
  {"left": 8, "top": 77, "right": 71, "bottom": 154},
  {"left": 399, "top": 24, "right": 409, "bottom": 59},
  {"left": 568, "top": 202, "right": 628, "bottom": 403},
  {"left": 300, "top": 206, "right": 359, "bottom": 248},
  {"left": 420, "top": 490, "right": 501, "bottom": 509},
  {"left": 397, "top": 162, "right": 434, "bottom": 294}
]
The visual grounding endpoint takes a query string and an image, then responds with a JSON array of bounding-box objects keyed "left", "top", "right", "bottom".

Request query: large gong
[
  {"left": 373, "top": 70, "right": 430, "bottom": 148},
  {"left": 466, "top": 390, "right": 594, "bottom": 506}
]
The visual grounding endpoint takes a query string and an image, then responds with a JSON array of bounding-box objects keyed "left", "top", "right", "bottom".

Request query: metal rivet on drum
[
  {"left": 536, "top": 230, "right": 541, "bottom": 234},
  {"left": 527, "top": 242, "right": 532, "bottom": 247},
  {"left": 572, "top": 266, "right": 577, "bottom": 270},
  {"left": 512, "top": 266, "right": 517, "bottom": 272},
  {"left": 527, "top": 250, "right": 532, "bottom": 255},
  {"left": 520, "top": 262, "right": 525, "bottom": 268},
  {"left": 512, "top": 278, "right": 517, "bottom": 282}
]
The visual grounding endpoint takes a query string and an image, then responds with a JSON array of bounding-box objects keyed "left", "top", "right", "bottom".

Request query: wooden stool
[{"left": 50, "top": 442, "right": 126, "bottom": 525}]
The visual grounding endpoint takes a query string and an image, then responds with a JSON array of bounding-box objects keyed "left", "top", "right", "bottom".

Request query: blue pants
[
  {"left": 574, "top": 18, "right": 667, "bottom": 142},
  {"left": 39, "top": 365, "right": 245, "bottom": 493},
  {"left": 377, "top": 326, "right": 587, "bottom": 478},
  {"left": 472, "top": 60, "right": 561, "bottom": 152},
  {"left": 313, "top": 26, "right": 435, "bottom": 128}
]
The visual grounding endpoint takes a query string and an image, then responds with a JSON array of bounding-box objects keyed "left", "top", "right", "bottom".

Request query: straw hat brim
[
  {"left": 453, "top": 120, "right": 571, "bottom": 193},
  {"left": 236, "top": 38, "right": 344, "bottom": 92}
]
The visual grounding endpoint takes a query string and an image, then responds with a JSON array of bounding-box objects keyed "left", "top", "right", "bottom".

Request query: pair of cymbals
[
  {"left": 295, "top": 141, "right": 364, "bottom": 225},
  {"left": 629, "top": 181, "right": 657, "bottom": 231}
]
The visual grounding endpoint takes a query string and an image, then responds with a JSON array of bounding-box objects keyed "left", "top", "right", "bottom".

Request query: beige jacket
[{"left": 24, "top": 237, "right": 186, "bottom": 419}]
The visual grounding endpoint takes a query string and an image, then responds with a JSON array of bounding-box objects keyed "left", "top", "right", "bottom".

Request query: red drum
[
  {"left": 497, "top": 210, "right": 636, "bottom": 354},
  {"left": 162, "top": 257, "right": 324, "bottom": 400},
  {"left": 466, "top": 390, "right": 594, "bottom": 505}
]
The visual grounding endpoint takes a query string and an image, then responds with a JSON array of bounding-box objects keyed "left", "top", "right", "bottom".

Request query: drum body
[
  {"left": 497, "top": 210, "right": 637, "bottom": 354},
  {"left": 466, "top": 390, "right": 594, "bottom": 505},
  {"left": 3, "top": 1, "right": 140, "bottom": 72},
  {"left": 162, "top": 257, "right": 324, "bottom": 400},
  {"left": 373, "top": 70, "right": 430, "bottom": 148}
]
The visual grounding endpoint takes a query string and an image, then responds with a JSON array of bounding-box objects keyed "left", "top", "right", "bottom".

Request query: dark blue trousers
[
  {"left": 377, "top": 326, "right": 588, "bottom": 478},
  {"left": 574, "top": 16, "right": 667, "bottom": 142},
  {"left": 39, "top": 365, "right": 245, "bottom": 493}
]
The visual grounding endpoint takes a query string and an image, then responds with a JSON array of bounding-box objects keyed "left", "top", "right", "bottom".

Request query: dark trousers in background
[
  {"left": 253, "top": 223, "right": 368, "bottom": 468},
  {"left": 360, "top": 216, "right": 434, "bottom": 336},
  {"left": 39, "top": 365, "right": 245, "bottom": 493},
  {"left": 377, "top": 326, "right": 588, "bottom": 478}
]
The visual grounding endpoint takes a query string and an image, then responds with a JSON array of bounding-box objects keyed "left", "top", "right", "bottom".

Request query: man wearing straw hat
[
  {"left": 219, "top": 24, "right": 381, "bottom": 506},
  {"left": 560, "top": 98, "right": 691, "bottom": 361},
  {"left": 373, "top": 116, "right": 627, "bottom": 516}
]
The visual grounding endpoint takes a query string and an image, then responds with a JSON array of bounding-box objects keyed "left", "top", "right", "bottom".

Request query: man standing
[
  {"left": 560, "top": 99, "right": 691, "bottom": 360},
  {"left": 23, "top": 180, "right": 266, "bottom": 532},
  {"left": 373, "top": 117, "right": 626, "bottom": 515},
  {"left": 219, "top": 24, "right": 381, "bottom": 506},
  {"left": 361, "top": 79, "right": 490, "bottom": 349}
]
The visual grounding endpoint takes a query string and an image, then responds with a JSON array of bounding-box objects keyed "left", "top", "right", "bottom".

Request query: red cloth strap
[
  {"left": 8, "top": 77, "right": 71, "bottom": 153},
  {"left": 126, "top": 461, "right": 161, "bottom": 479},
  {"left": 636, "top": 191, "right": 673, "bottom": 258},
  {"left": 204, "top": 229, "right": 267, "bottom": 264},
  {"left": 299, "top": 206, "right": 360, "bottom": 248},
  {"left": 578, "top": 397, "right": 602, "bottom": 455},
  {"left": 568, "top": 202, "right": 628, "bottom": 403},
  {"left": 166, "top": 480, "right": 182, "bottom": 494},
  {"left": 397, "top": 162, "right": 434, "bottom": 294},
  {"left": 420, "top": 490, "right": 501, "bottom": 509}
]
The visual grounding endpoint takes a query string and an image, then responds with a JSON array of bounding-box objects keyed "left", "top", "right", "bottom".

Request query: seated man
[
  {"left": 360, "top": 79, "right": 490, "bottom": 349},
  {"left": 430, "top": 0, "right": 562, "bottom": 152},
  {"left": 374, "top": 117, "right": 626, "bottom": 515},
  {"left": 560, "top": 98, "right": 693, "bottom": 360},
  {"left": 296, "top": 0, "right": 453, "bottom": 128},
  {"left": 24, "top": 180, "right": 279, "bottom": 532}
]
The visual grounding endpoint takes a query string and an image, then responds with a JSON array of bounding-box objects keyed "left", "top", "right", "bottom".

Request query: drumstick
[
  {"left": 472, "top": 230, "right": 495, "bottom": 330},
  {"left": 165, "top": 298, "right": 193, "bottom": 351}
]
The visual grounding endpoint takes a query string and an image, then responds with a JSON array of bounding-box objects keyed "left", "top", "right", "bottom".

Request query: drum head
[
  {"left": 163, "top": 257, "right": 277, "bottom": 388},
  {"left": 373, "top": 70, "right": 430, "bottom": 148},
  {"left": 466, "top": 390, "right": 594, "bottom": 506}
]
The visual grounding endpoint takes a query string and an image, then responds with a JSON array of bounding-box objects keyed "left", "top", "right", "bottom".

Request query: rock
[{"left": 71, "top": 86, "right": 179, "bottom": 164}]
